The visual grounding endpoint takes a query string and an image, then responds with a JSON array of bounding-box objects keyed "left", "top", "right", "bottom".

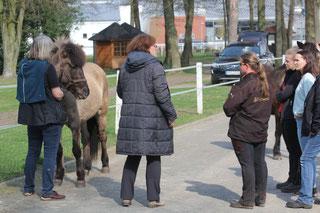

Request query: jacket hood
[{"left": 125, "top": 51, "right": 161, "bottom": 73}]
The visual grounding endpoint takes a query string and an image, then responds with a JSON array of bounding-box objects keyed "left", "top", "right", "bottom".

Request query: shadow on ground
[
  {"left": 87, "top": 176, "right": 147, "bottom": 207},
  {"left": 185, "top": 180, "right": 239, "bottom": 203}
]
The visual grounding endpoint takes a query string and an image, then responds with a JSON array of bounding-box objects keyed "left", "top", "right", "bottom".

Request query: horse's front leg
[
  {"left": 81, "top": 121, "right": 92, "bottom": 175},
  {"left": 273, "top": 113, "right": 282, "bottom": 160},
  {"left": 97, "top": 113, "right": 109, "bottom": 173},
  {"left": 54, "top": 139, "right": 65, "bottom": 186},
  {"left": 72, "top": 129, "right": 86, "bottom": 187}
]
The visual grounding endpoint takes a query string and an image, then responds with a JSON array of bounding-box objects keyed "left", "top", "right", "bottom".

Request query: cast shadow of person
[
  {"left": 87, "top": 176, "right": 147, "bottom": 207},
  {"left": 185, "top": 180, "right": 240, "bottom": 203}
]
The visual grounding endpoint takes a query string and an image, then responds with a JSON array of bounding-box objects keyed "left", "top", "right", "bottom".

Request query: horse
[
  {"left": 50, "top": 38, "right": 110, "bottom": 187},
  {"left": 265, "top": 64, "right": 286, "bottom": 160}
]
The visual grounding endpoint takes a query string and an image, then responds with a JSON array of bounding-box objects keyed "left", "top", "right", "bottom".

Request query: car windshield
[{"left": 220, "top": 45, "right": 260, "bottom": 57}]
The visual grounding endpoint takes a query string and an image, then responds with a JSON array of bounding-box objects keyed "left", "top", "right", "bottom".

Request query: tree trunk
[
  {"left": 163, "top": 0, "right": 181, "bottom": 68},
  {"left": 314, "top": 0, "right": 320, "bottom": 43},
  {"left": 305, "top": 0, "right": 315, "bottom": 42},
  {"left": 130, "top": 0, "right": 134, "bottom": 26},
  {"left": 0, "top": 0, "right": 26, "bottom": 79},
  {"left": 133, "top": 0, "right": 140, "bottom": 30},
  {"left": 258, "top": 0, "right": 266, "bottom": 31},
  {"left": 228, "top": 0, "right": 238, "bottom": 43},
  {"left": 281, "top": 0, "right": 287, "bottom": 54},
  {"left": 223, "top": 0, "right": 227, "bottom": 46},
  {"left": 287, "top": 0, "right": 294, "bottom": 48},
  {"left": 181, "top": 0, "right": 194, "bottom": 67},
  {"left": 249, "top": 0, "right": 254, "bottom": 30},
  {"left": 275, "top": 0, "right": 282, "bottom": 58}
]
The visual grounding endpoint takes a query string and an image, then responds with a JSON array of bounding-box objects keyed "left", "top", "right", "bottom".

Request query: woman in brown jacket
[{"left": 223, "top": 52, "right": 272, "bottom": 209}]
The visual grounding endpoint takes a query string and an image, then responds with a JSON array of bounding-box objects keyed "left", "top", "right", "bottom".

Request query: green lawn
[{"left": 0, "top": 86, "right": 230, "bottom": 182}]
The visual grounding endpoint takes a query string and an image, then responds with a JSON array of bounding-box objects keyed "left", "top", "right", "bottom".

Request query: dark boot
[
  {"left": 281, "top": 183, "right": 300, "bottom": 193},
  {"left": 276, "top": 180, "right": 291, "bottom": 189},
  {"left": 286, "top": 200, "right": 312, "bottom": 209},
  {"left": 230, "top": 200, "right": 253, "bottom": 209}
]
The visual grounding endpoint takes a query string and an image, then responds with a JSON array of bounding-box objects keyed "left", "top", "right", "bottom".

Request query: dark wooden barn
[{"left": 89, "top": 22, "right": 144, "bottom": 69}]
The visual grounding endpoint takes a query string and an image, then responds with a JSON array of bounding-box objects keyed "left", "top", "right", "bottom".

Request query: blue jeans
[
  {"left": 297, "top": 131, "right": 320, "bottom": 205},
  {"left": 296, "top": 119, "right": 316, "bottom": 188},
  {"left": 24, "top": 124, "right": 62, "bottom": 196}
]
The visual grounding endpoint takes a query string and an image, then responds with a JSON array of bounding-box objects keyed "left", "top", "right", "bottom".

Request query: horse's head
[{"left": 51, "top": 38, "right": 90, "bottom": 99}]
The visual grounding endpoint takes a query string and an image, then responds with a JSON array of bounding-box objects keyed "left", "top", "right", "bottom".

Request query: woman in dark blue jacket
[
  {"left": 116, "top": 34, "right": 177, "bottom": 208},
  {"left": 17, "top": 35, "right": 66, "bottom": 200}
]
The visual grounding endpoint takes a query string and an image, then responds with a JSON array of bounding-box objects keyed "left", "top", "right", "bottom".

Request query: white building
[{"left": 69, "top": 0, "right": 151, "bottom": 56}]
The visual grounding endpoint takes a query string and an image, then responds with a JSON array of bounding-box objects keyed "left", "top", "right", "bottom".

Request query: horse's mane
[{"left": 53, "top": 36, "right": 86, "bottom": 68}]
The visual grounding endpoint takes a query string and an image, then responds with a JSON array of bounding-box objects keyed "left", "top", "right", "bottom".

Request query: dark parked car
[{"left": 210, "top": 41, "right": 274, "bottom": 84}]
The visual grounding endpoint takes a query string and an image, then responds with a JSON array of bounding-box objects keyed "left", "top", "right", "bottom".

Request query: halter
[{"left": 59, "top": 64, "right": 87, "bottom": 90}]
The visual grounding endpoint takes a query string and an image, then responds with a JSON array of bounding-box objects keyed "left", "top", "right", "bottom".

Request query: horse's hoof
[
  {"left": 84, "top": 169, "right": 90, "bottom": 176},
  {"left": 76, "top": 180, "right": 86, "bottom": 187},
  {"left": 101, "top": 167, "right": 110, "bottom": 173},
  {"left": 273, "top": 154, "right": 282, "bottom": 160},
  {"left": 54, "top": 179, "right": 63, "bottom": 186}
]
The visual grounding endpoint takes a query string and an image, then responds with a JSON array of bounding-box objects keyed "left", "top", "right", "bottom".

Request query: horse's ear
[{"left": 297, "top": 41, "right": 304, "bottom": 49}]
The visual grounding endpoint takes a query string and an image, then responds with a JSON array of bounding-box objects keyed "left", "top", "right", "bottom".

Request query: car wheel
[{"left": 211, "top": 75, "right": 220, "bottom": 84}]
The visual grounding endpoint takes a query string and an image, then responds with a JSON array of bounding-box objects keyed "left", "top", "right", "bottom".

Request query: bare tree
[
  {"left": 281, "top": 0, "right": 287, "bottom": 54},
  {"left": 305, "top": 0, "right": 315, "bottom": 42},
  {"left": 130, "top": 0, "right": 140, "bottom": 30},
  {"left": 228, "top": 0, "right": 238, "bottom": 43},
  {"left": 315, "top": 0, "right": 320, "bottom": 43},
  {"left": 287, "top": 0, "right": 294, "bottom": 48},
  {"left": 258, "top": 0, "right": 265, "bottom": 30},
  {"left": 0, "top": 0, "right": 26, "bottom": 79},
  {"left": 181, "top": 0, "right": 194, "bottom": 67},
  {"left": 249, "top": 0, "right": 254, "bottom": 30},
  {"left": 163, "top": 0, "right": 181, "bottom": 68},
  {"left": 275, "top": 0, "right": 282, "bottom": 58}
]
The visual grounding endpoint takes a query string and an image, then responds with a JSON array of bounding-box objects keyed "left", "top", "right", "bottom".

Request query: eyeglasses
[
  {"left": 153, "top": 44, "right": 157, "bottom": 48},
  {"left": 240, "top": 62, "right": 246, "bottom": 66}
]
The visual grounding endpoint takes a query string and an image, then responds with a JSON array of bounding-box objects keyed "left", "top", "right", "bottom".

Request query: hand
[{"left": 168, "top": 120, "right": 175, "bottom": 127}]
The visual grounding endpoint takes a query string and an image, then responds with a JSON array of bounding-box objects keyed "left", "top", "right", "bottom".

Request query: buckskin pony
[{"left": 50, "top": 38, "right": 110, "bottom": 187}]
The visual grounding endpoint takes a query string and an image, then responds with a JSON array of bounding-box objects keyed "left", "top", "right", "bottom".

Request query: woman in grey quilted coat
[{"left": 116, "top": 34, "right": 177, "bottom": 208}]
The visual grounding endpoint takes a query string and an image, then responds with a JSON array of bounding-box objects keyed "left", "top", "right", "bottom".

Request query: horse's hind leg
[
  {"left": 54, "top": 140, "right": 65, "bottom": 186},
  {"left": 81, "top": 121, "right": 92, "bottom": 175},
  {"left": 72, "top": 129, "right": 86, "bottom": 187},
  {"left": 273, "top": 114, "right": 282, "bottom": 160},
  {"left": 96, "top": 112, "right": 109, "bottom": 173}
]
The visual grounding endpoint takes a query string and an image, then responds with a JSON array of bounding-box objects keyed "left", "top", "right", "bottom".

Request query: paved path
[{"left": 1, "top": 113, "right": 320, "bottom": 213}]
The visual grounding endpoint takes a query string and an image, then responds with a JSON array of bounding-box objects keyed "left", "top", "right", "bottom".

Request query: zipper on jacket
[{"left": 21, "top": 64, "right": 26, "bottom": 103}]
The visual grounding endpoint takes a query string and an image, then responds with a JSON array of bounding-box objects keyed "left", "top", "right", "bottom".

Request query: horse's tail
[{"left": 87, "top": 116, "right": 100, "bottom": 160}]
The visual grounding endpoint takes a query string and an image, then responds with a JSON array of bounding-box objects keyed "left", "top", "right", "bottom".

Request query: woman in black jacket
[
  {"left": 116, "top": 34, "right": 177, "bottom": 208},
  {"left": 223, "top": 52, "right": 272, "bottom": 209},
  {"left": 275, "top": 48, "right": 302, "bottom": 193}
]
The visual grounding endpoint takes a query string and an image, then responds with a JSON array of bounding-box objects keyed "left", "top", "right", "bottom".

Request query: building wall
[{"left": 150, "top": 16, "right": 206, "bottom": 44}]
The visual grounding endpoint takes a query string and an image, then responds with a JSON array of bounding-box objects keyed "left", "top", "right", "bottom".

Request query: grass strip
[{"left": 0, "top": 86, "right": 230, "bottom": 182}]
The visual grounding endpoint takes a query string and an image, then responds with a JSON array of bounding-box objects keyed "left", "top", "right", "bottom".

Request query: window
[
  {"left": 114, "top": 41, "right": 128, "bottom": 56},
  {"left": 83, "top": 33, "right": 87, "bottom": 39}
]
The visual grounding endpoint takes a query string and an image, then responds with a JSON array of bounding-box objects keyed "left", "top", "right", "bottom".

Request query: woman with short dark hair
[
  {"left": 224, "top": 52, "right": 272, "bottom": 209},
  {"left": 116, "top": 34, "right": 177, "bottom": 208}
]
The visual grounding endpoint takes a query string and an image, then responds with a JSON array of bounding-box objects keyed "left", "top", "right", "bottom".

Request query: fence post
[
  {"left": 196, "top": 62, "right": 203, "bottom": 114},
  {"left": 115, "top": 70, "right": 122, "bottom": 135},
  {"left": 282, "top": 55, "right": 285, "bottom": 64}
]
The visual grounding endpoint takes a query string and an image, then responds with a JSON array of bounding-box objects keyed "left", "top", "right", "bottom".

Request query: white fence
[{"left": 0, "top": 56, "right": 285, "bottom": 132}]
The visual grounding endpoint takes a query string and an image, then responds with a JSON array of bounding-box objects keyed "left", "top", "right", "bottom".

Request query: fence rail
[{"left": 0, "top": 56, "right": 285, "bottom": 131}]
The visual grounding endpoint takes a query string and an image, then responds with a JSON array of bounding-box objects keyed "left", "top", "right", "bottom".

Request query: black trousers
[
  {"left": 281, "top": 118, "right": 301, "bottom": 185},
  {"left": 231, "top": 139, "right": 268, "bottom": 206},
  {"left": 120, "top": 155, "right": 161, "bottom": 201}
]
